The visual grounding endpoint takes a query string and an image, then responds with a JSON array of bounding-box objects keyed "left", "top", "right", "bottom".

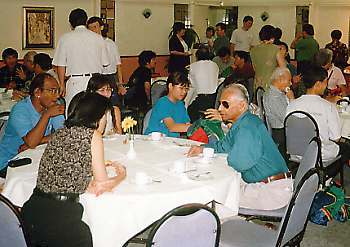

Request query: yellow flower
[{"left": 122, "top": 116, "right": 137, "bottom": 133}]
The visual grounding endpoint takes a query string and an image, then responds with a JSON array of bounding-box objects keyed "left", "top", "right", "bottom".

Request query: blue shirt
[
  {"left": 206, "top": 111, "right": 288, "bottom": 183},
  {"left": 0, "top": 97, "right": 64, "bottom": 169},
  {"left": 145, "top": 96, "right": 190, "bottom": 137}
]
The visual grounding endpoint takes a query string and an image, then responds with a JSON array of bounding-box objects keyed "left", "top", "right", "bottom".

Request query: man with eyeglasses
[
  {"left": 0, "top": 73, "right": 64, "bottom": 177},
  {"left": 188, "top": 84, "right": 292, "bottom": 210}
]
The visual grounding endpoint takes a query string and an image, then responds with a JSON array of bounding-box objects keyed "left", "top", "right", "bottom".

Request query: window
[{"left": 101, "top": 0, "right": 115, "bottom": 40}]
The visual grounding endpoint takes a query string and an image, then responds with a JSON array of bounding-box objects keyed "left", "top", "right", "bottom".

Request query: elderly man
[
  {"left": 188, "top": 84, "right": 292, "bottom": 210},
  {"left": 263, "top": 67, "right": 294, "bottom": 159}
]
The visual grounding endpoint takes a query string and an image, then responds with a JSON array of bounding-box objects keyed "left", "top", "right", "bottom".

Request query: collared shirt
[
  {"left": 52, "top": 25, "right": 109, "bottom": 76},
  {"left": 286, "top": 94, "right": 341, "bottom": 161},
  {"left": 102, "top": 38, "right": 122, "bottom": 74},
  {"left": 0, "top": 97, "right": 65, "bottom": 169},
  {"left": 327, "top": 64, "right": 346, "bottom": 90},
  {"left": 230, "top": 28, "right": 254, "bottom": 52},
  {"left": 0, "top": 64, "right": 25, "bottom": 88},
  {"left": 295, "top": 36, "right": 319, "bottom": 62},
  {"left": 206, "top": 111, "right": 288, "bottom": 183},
  {"left": 189, "top": 60, "right": 219, "bottom": 94},
  {"left": 263, "top": 85, "right": 289, "bottom": 129},
  {"left": 325, "top": 41, "right": 349, "bottom": 69},
  {"left": 212, "top": 56, "right": 234, "bottom": 77},
  {"left": 213, "top": 36, "right": 230, "bottom": 55}
]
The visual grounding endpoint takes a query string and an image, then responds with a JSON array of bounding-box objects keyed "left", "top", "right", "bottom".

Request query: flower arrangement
[{"left": 122, "top": 116, "right": 137, "bottom": 142}]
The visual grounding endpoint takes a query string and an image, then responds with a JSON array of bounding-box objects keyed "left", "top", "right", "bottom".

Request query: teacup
[
  {"left": 135, "top": 172, "right": 151, "bottom": 185},
  {"left": 203, "top": 147, "right": 215, "bottom": 159},
  {"left": 151, "top": 132, "right": 162, "bottom": 141},
  {"left": 173, "top": 160, "right": 186, "bottom": 173}
]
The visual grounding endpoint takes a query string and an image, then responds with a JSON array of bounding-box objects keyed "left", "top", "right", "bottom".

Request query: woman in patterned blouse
[
  {"left": 21, "top": 92, "right": 126, "bottom": 247},
  {"left": 325, "top": 30, "right": 349, "bottom": 70}
]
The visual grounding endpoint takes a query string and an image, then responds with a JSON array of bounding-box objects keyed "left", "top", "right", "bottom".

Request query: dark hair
[
  {"left": 65, "top": 92, "right": 111, "bottom": 129},
  {"left": 259, "top": 25, "right": 275, "bottom": 41},
  {"left": 216, "top": 23, "right": 226, "bottom": 32},
  {"left": 69, "top": 8, "right": 88, "bottom": 28},
  {"left": 87, "top": 16, "right": 104, "bottom": 27},
  {"left": 138, "top": 50, "right": 156, "bottom": 67},
  {"left": 101, "top": 23, "right": 109, "bottom": 38},
  {"left": 195, "top": 46, "right": 210, "bottom": 60},
  {"left": 29, "top": 73, "right": 55, "bottom": 96},
  {"left": 2, "top": 48, "right": 18, "bottom": 60},
  {"left": 217, "top": 47, "right": 230, "bottom": 58},
  {"left": 167, "top": 72, "right": 191, "bottom": 88},
  {"left": 172, "top": 22, "right": 186, "bottom": 34},
  {"left": 234, "top": 51, "right": 250, "bottom": 63},
  {"left": 302, "top": 65, "right": 328, "bottom": 89},
  {"left": 331, "top": 30, "right": 342, "bottom": 40},
  {"left": 302, "top": 24, "right": 314, "bottom": 36},
  {"left": 279, "top": 42, "right": 291, "bottom": 63},
  {"left": 206, "top": 26, "right": 215, "bottom": 35},
  {"left": 314, "top": 48, "right": 333, "bottom": 67},
  {"left": 86, "top": 74, "right": 112, "bottom": 93},
  {"left": 34, "top": 53, "right": 52, "bottom": 71},
  {"left": 243, "top": 16, "right": 253, "bottom": 23},
  {"left": 274, "top": 27, "right": 282, "bottom": 40}
]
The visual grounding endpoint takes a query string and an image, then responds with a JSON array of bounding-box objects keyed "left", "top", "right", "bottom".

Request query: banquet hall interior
[{"left": 1, "top": 0, "right": 350, "bottom": 246}]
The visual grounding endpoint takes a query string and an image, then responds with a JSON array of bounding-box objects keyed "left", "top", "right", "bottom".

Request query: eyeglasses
[
  {"left": 175, "top": 85, "right": 191, "bottom": 92},
  {"left": 42, "top": 88, "right": 60, "bottom": 95},
  {"left": 219, "top": 100, "right": 230, "bottom": 109}
]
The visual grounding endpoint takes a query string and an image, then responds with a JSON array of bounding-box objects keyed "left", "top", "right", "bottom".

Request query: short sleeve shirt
[
  {"left": 327, "top": 64, "right": 346, "bottom": 90},
  {"left": 0, "top": 97, "right": 65, "bottom": 169},
  {"left": 102, "top": 38, "right": 122, "bottom": 74},
  {"left": 230, "top": 28, "right": 254, "bottom": 52},
  {"left": 144, "top": 96, "right": 190, "bottom": 137},
  {"left": 295, "top": 36, "right": 319, "bottom": 62}
]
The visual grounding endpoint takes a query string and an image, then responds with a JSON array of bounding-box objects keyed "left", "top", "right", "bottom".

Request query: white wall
[
  {"left": 192, "top": 5, "right": 210, "bottom": 42},
  {"left": 0, "top": 0, "right": 97, "bottom": 58},
  {"left": 116, "top": 1, "right": 174, "bottom": 56}
]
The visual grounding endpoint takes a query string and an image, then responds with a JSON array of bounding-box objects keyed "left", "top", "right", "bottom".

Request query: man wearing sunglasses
[{"left": 188, "top": 83, "right": 292, "bottom": 210}]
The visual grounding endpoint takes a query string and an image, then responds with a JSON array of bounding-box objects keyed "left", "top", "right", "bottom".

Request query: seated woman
[
  {"left": 21, "top": 92, "right": 127, "bottom": 247},
  {"left": 86, "top": 74, "right": 122, "bottom": 135},
  {"left": 145, "top": 72, "right": 191, "bottom": 137},
  {"left": 0, "top": 73, "right": 65, "bottom": 177}
]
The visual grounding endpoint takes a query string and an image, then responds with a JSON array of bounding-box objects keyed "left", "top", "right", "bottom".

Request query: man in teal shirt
[{"left": 188, "top": 84, "right": 292, "bottom": 210}]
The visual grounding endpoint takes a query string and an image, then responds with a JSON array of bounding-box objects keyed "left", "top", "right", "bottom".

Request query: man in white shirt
[
  {"left": 52, "top": 9, "right": 109, "bottom": 108},
  {"left": 188, "top": 46, "right": 219, "bottom": 121},
  {"left": 230, "top": 16, "right": 254, "bottom": 55},
  {"left": 286, "top": 66, "right": 342, "bottom": 162}
]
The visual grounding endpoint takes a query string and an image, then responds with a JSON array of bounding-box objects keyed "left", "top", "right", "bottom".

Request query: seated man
[
  {"left": 188, "top": 46, "right": 219, "bottom": 122},
  {"left": 0, "top": 48, "right": 25, "bottom": 89},
  {"left": 286, "top": 66, "right": 349, "bottom": 162},
  {"left": 212, "top": 47, "right": 234, "bottom": 78},
  {"left": 145, "top": 72, "right": 191, "bottom": 137},
  {"left": 263, "top": 67, "right": 294, "bottom": 159},
  {"left": 188, "top": 84, "right": 292, "bottom": 210},
  {"left": 0, "top": 73, "right": 65, "bottom": 177}
]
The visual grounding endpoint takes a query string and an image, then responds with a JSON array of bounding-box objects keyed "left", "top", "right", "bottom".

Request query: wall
[
  {"left": 0, "top": 0, "right": 97, "bottom": 58},
  {"left": 115, "top": 1, "right": 174, "bottom": 56},
  {"left": 191, "top": 5, "right": 210, "bottom": 42}
]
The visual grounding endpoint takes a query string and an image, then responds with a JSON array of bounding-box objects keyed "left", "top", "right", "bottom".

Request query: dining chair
[
  {"left": 238, "top": 137, "right": 321, "bottom": 222},
  {"left": 284, "top": 110, "right": 344, "bottom": 189},
  {"left": 0, "top": 194, "right": 30, "bottom": 247},
  {"left": 123, "top": 203, "right": 221, "bottom": 247},
  {"left": 142, "top": 109, "right": 152, "bottom": 134},
  {"left": 254, "top": 87, "right": 270, "bottom": 128},
  {"left": 220, "top": 169, "right": 320, "bottom": 247},
  {"left": 151, "top": 79, "right": 167, "bottom": 107},
  {"left": 0, "top": 111, "right": 10, "bottom": 141}
]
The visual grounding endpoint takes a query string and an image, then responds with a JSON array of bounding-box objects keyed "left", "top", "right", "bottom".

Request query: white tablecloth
[
  {"left": 2, "top": 135, "right": 241, "bottom": 247},
  {"left": 340, "top": 112, "right": 350, "bottom": 137}
]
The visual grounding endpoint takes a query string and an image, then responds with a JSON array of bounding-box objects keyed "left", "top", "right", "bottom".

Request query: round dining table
[{"left": 2, "top": 134, "right": 241, "bottom": 247}]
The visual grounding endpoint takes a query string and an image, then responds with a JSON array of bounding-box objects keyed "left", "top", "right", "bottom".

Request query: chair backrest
[
  {"left": 255, "top": 87, "right": 266, "bottom": 121},
  {"left": 147, "top": 203, "right": 220, "bottom": 247},
  {"left": 143, "top": 109, "right": 153, "bottom": 134},
  {"left": 151, "top": 80, "right": 168, "bottom": 106},
  {"left": 294, "top": 137, "right": 321, "bottom": 187},
  {"left": 214, "top": 81, "right": 226, "bottom": 109},
  {"left": 336, "top": 98, "right": 350, "bottom": 105},
  {"left": 276, "top": 169, "right": 319, "bottom": 247},
  {"left": 0, "top": 194, "right": 29, "bottom": 247},
  {"left": 284, "top": 111, "right": 319, "bottom": 158},
  {"left": 0, "top": 111, "right": 10, "bottom": 141}
]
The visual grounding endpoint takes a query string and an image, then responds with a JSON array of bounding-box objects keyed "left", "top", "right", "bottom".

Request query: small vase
[{"left": 127, "top": 140, "right": 136, "bottom": 159}]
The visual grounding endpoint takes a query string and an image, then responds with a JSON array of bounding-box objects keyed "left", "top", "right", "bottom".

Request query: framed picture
[{"left": 23, "top": 7, "right": 54, "bottom": 49}]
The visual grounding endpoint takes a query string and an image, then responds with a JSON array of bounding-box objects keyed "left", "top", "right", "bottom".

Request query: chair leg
[{"left": 339, "top": 164, "right": 344, "bottom": 191}]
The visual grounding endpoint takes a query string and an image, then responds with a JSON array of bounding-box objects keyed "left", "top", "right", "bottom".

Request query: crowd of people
[{"left": 0, "top": 8, "right": 349, "bottom": 246}]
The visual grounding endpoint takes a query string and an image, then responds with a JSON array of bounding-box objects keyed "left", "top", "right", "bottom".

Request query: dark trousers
[
  {"left": 338, "top": 137, "right": 350, "bottom": 163},
  {"left": 187, "top": 93, "right": 216, "bottom": 122},
  {"left": 271, "top": 128, "right": 288, "bottom": 162},
  {"left": 21, "top": 192, "right": 92, "bottom": 247}
]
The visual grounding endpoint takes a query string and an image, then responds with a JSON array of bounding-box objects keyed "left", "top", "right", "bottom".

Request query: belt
[
  {"left": 34, "top": 188, "right": 79, "bottom": 203},
  {"left": 261, "top": 172, "right": 292, "bottom": 183},
  {"left": 70, "top": 73, "right": 94, "bottom": 77}
]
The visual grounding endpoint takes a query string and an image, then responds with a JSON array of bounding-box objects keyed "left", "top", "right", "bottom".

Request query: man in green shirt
[
  {"left": 291, "top": 23, "right": 319, "bottom": 74},
  {"left": 213, "top": 23, "right": 230, "bottom": 56},
  {"left": 188, "top": 84, "right": 292, "bottom": 210}
]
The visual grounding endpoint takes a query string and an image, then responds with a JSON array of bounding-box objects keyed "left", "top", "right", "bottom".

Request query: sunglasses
[{"left": 219, "top": 100, "right": 230, "bottom": 109}]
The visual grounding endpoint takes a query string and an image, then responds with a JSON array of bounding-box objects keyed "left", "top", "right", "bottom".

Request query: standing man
[
  {"left": 52, "top": 8, "right": 109, "bottom": 108},
  {"left": 230, "top": 16, "right": 254, "bottom": 55},
  {"left": 213, "top": 23, "right": 230, "bottom": 56}
]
